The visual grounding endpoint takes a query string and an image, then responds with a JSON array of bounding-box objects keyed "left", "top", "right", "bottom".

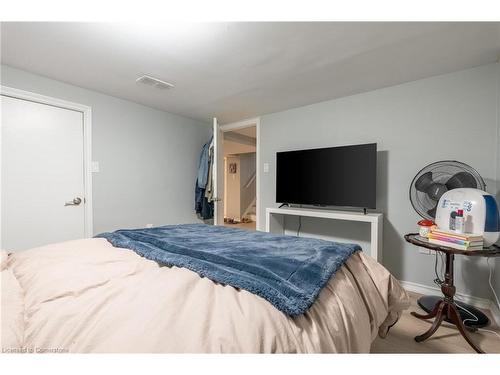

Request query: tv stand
[
  {"left": 278, "top": 203, "right": 289, "bottom": 209},
  {"left": 265, "top": 206, "right": 383, "bottom": 261}
]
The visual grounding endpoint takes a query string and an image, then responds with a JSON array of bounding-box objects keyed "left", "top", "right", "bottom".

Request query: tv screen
[{"left": 276, "top": 143, "right": 377, "bottom": 209}]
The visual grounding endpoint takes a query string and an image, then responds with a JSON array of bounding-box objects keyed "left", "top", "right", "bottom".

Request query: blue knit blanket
[{"left": 96, "top": 224, "right": 360, "bottom": 316}]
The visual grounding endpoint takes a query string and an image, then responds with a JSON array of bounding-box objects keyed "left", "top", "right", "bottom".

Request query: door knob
[{"left": 64, "top": 197, "right": 82, "bottom": 206}]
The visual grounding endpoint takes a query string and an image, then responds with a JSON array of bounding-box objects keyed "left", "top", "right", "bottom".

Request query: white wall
[
  {"left": 225, "top": 155, "right": 241, "bottom": 220},
  {"left": 223, "top": 152, "right": 256, "bottom": 220},
  {"left": 1, "top": 65, "right": 211, "bottom": 234},
  {"left": 259, "top": 63, "right": 499, "bottom": 300},
  {"left": 495, "top": 63, "right": 500, "bottom": 308},
  {"left": 240, "top": 153, "right": 256, "bottom": 216}
]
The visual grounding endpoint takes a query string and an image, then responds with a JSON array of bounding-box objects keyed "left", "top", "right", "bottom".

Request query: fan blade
[
  {"left": 445, "top": 172, "right": 478, "bottom": 190},
  {"left": 415, "top": 171, "right": 433, "bottom": 192},
  {"left": 426, "top": 182, "right": 447, "bottom": 201},
  {"left": 427, "top": 204, "right": 437, "bottom": 218}
]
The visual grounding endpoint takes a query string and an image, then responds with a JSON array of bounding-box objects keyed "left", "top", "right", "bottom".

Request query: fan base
[{"left": 417, "top": 295, "right": 489, "bottom": 329}]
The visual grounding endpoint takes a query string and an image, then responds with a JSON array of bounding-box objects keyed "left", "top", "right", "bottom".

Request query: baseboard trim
[{"left": 399, "top": 280, "right": 500, "bottom": 326}]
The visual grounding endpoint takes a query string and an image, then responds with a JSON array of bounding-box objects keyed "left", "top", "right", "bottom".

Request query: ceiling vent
[{"left": 136, "top": 75, "right": 174, "bottom": 90}]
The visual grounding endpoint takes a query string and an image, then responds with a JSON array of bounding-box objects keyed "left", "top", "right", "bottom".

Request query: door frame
[
  {"left": 219, "top": 117, "right": 261, "bottom": 230},
  {"left": 1, "top": 85, "right": 94, "bottom": 238}
]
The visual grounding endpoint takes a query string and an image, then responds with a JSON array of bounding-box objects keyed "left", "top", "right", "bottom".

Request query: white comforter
[{"left": 1, "top": 238, "right": 409, "bottom": 353}]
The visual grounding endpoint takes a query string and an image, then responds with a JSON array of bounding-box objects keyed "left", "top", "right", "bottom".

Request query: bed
[{"left": 1, "top": 224, "right": 409, "bottom": 353}]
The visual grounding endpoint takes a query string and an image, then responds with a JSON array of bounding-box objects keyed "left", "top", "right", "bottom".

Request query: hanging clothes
[
  {"left": 197, "top": 138, "right": 212, "bottom": 189},
  {"left": 195, "top": 137, "right": 214, "bottom": 220},
  {"left": 205, "top": 138, "right": 214, "bottom": 202}
]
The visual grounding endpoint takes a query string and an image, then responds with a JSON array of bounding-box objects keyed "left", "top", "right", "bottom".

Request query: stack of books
[{"left": 428, "top": 229, "right": 484, "bottom": 250}]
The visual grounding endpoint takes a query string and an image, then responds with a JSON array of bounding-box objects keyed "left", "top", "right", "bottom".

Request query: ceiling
[
  {"left": 232, "top": 126, "right": 256, "bottom": 138},
  {"left": 2, "top": 22, "right": 500, "bottom": 124},
  {"left": 224, "top": 126, "right": 256, "bottom": 155},
  {"left": 223, "top": 140, "right": 256, "bottom": 156}
]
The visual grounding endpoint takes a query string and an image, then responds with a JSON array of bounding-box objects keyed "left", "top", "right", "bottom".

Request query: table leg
[
  {"left": 411, "top": 299, "right": 443, "bottom": 320},
  {"left": 448, "top": 303, "right": 485, "bottom": 354},
  {"left": 410, "top": 253, "right": 484, "bottom": 353},
  {"left": 414, "top": 301, "right": 445, "bottom": 342}
]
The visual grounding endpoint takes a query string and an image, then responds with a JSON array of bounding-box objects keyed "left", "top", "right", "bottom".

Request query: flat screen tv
[{"left": 276, "top": 143, "right": 377, "bottom": 209}]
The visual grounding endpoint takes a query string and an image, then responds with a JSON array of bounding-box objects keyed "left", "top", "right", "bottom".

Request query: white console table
[{"left": 265, "top": 207, "right": 383, "bottom": 261}]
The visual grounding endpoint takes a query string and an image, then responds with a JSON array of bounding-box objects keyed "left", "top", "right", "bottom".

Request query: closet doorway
[
  {"left": 213, "top": 118, "right": 260, "bottom": 231},
  {"left": 1, "top": 86, "right": 93, "bottom": 251}
]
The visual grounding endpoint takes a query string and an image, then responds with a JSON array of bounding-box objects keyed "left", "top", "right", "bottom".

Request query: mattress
[{"left": 1, "top": 238, "right": 409, "bottom": 353}]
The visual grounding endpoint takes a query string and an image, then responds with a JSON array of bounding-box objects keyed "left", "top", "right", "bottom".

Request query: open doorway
[{"left": 221, "top": 124, "right": 257, "bottom": 231}]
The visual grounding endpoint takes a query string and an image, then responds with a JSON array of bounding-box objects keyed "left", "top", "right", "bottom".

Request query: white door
[
  {"left": 1, "top": 95, "right": 86, "bottom": 251},
  {"left": 212, "top": 117, "right": 224, "bottom": 225}
]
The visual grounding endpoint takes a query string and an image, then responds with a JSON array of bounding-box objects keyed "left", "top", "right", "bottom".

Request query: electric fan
[
  {"left": 409, "top": 161, "right": 486, "bottom": 220},
  {"left": 409, "top": 160, "right": 489, "bottom": 328}
]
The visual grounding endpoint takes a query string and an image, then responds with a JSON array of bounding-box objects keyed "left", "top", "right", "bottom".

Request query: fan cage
[{"left": 409, "top": 160, "right": 486, "bottom": 220}]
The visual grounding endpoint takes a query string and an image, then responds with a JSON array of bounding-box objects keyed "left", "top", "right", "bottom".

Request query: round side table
[{"left": 404, "top": 233, "right": 500, "bottom": 354}]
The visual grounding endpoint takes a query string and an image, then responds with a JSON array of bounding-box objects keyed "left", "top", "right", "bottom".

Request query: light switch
[
  {"left": 263, "top": 163, "right": 270, "bottom": 173},
  {"left": 91, "top": 161, "right": 100, "bottom": 173}
]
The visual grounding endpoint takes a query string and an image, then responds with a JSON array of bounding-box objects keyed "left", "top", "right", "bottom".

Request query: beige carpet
[
  {"left": 371, "top": 291, "right": 500, "bottom": 353},
  {"left": 223, "top": 221, "right": 256, "bottom": 230}
]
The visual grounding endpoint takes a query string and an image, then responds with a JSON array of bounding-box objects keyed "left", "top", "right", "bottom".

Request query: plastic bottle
[
  {"left": 455, "top": 209, "right": 464, "bottom": 234},
  {"left": 449, "top": 211, "right": 457, "bottom": 231}
]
